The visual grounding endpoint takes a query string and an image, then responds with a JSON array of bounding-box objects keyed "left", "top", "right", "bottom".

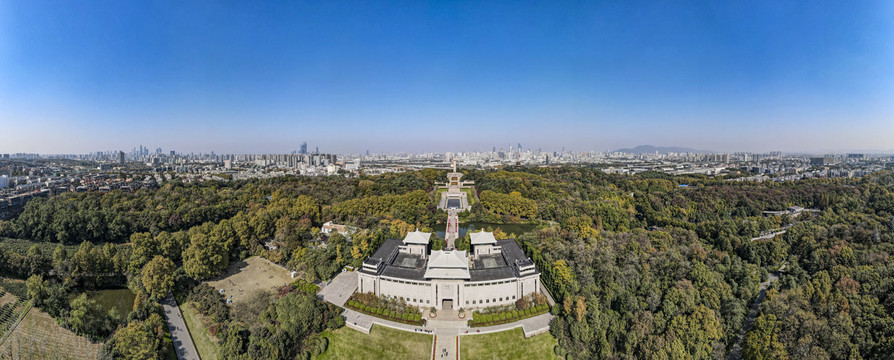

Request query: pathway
[
  {"left": 445, "top": 210, "right": 459, "bottom": 249},
  {"left": 161, "top": 296, "right": 200, "bottom": 360},
  {"left": 432, "top": 331, "right": 458, "bottom": 360},
  {"left": 727, "top": 262, "right": 787, "bottom": 360},
  {"left": 749, "top": 224, "right": 795, "bottom": 242}
]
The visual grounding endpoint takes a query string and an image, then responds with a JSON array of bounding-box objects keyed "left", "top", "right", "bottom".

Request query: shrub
[
  {"left": 319, "top": 337, "right": 329, "bottom": 353},
  {"left": 554, "top": 345, "right": 565, "bottom": 357}
]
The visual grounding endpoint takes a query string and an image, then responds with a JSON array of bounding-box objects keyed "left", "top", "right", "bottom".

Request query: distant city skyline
[{"left": 2, "top": 1, "right": 893, "bottom": 154}]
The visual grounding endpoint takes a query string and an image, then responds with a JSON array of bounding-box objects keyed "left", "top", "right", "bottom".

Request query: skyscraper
[
  {"left": 300, "top": 142, "right": 308, "bottom": 155},
  {"left": 119, "top": 151, "right": 125, "bottom": 165}
]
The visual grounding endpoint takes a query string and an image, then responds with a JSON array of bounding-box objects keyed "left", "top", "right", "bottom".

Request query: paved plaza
[{"left": 318, "top": 270, "right": 357, "bottom": 307}]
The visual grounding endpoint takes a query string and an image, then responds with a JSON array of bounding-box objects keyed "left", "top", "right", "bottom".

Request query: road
[
  {"left": 749, "top": 224, "right": 795, "bottom": 242},
  {"left": 161, "top": 296, "right": 200, "bottom": 360},
  {"left": 727, "top": 262, "right": 787, "bottom": 360}
]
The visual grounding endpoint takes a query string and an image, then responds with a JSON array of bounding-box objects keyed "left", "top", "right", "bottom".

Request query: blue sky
[{"left": 1, "top": 1, "right": 892, "bottom": 154}]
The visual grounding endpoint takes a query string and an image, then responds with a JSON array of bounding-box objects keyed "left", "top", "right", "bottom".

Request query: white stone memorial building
[{"left": 358, "top": 230, "right": 541, "bottom": 310}]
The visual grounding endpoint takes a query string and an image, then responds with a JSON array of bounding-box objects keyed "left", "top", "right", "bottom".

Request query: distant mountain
[{"left": 614, "top": 145, "right": 712, "bottom": 154}]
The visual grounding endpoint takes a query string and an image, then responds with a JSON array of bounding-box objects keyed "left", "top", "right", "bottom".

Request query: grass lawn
[
  {"left": 318, "top": 325, "right": 432, "bottom": 360},
  {"left": 462, "top": 187, "right": 477, "bottom": 205},
  {"left": 181, "top": 302, "right": 220, "bottom": 360},
  {"left": 460, "top": 328, "right": 559, "bottom": 360}
]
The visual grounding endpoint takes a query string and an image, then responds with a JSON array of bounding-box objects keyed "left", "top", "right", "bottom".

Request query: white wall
[
  {"left": 379, "top": 277, "right": 434, "bottom": 306},
  {"left": 462, "top": 279, "right": 518, "bottom": 308}
]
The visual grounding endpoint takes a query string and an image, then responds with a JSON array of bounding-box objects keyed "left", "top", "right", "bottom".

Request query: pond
[
  {"left": 70, "top": 288, "right": 136, "bottom": 317},
  {"left": 432, "top": 222, "right": 539, "bottom": 239}
]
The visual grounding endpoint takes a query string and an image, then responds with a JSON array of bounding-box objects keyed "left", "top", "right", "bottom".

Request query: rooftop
[
  {"left": 361, "top": 238, "right": 538, "bottom": 282},
  {"left": 470, "top": 231, "right": 497, "bottom": 245},
  {"left": 402, "top": 230, "right": 432, "bottom": 245},
  {"left": 424, "top": 250, "right": 470, "bottom": 279}
]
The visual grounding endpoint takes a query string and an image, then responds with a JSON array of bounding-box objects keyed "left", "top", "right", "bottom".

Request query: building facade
[{"left": 358, "top": 230, "right": 541, "bottom": 310}]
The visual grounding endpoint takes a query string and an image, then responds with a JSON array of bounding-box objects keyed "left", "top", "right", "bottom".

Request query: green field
[
  {"left": 460, "top": 328, "right": 558, "bottom": 360},
  {"left": 69, "top": 288, "right": 136, "bottom": 318},
  {"left": 318, "top": 325, "right": 432, "bottom": 360},
  {"left": 181, "top": 302, "right": 221, "bottom": 360}
]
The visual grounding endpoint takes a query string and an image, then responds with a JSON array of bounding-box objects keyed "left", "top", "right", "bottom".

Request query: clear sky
[{"left": 1, "top": 1, "right": 892, "bottom": 154}]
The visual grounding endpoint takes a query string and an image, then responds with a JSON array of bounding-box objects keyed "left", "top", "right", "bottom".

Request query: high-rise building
[
  {"left": 300, "top": 142, "right": 308, "bottom": 155},
  {"left": 170, "top": 150, "right": 175, "bottom": 156},
  {"left": 0, "top": 175, "right": 8, "bottom": 189},
  {"left": 119, "top": 151, "right": 125, "bottom": 165}
]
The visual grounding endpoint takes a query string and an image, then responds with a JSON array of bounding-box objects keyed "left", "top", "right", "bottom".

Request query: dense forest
[{"left": 0, "top": 166, "right": 892, "bottom": 359}]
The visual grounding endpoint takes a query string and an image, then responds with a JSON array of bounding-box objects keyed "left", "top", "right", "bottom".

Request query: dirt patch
[
  {"left": 0, "top": 293, "right": 17, "bottom": 307},
  {"left": 206, "top": 256, "right": 292, "bottom": 305}
]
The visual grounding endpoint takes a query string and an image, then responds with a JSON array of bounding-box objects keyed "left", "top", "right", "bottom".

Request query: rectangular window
[
  {"left": 465, "top": 301, "right": 469, "bottom": 305},
  {"left": 499, "top": 297, "right": 503, "bottom": 301},
  {"left": 472, "top": 300, "right": 476, "bottom": 304},
  {"left": 427, "top": 300, "right": 430, "bottom": 304}
]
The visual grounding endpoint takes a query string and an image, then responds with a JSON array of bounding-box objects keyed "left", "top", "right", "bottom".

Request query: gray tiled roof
[{"left": 362, "top": 237, "right": 539, "bottom": 282}]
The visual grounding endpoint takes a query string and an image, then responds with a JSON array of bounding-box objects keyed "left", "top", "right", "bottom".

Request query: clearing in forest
[{"left": 206, "top": 256, "right": 292, "bottom": 305}]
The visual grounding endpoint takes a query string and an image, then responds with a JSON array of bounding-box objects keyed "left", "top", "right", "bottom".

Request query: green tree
[
  {"left": 743, "top": 314, "right": 788, "bottom": 360},
  {"left": 183, "top": 232, "right": 230, "bottom": 279},
  {"left": 110, "top": 314, "right": 164, "bottom": 360},
  {"left": 68, "top": 294, "right": 109, "bottom": 341},
  {"left": 141, "top": 255, "right": 176, "bottom": 299}
]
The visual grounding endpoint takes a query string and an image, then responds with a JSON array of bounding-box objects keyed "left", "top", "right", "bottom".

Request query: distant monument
[{"left": 438, "top": 159, "right": 473, "bottom": 211}]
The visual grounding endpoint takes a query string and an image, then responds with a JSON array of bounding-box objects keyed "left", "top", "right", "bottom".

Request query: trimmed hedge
[
  {"left": 345, "top": 300, "right": 425, "bottom": 326},
  {"left": 468, "top": 304, "right": 550, "bottom": 327}
]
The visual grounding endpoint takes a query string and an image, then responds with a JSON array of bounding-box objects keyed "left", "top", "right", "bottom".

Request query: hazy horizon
[{"left": 2, "top": 1, "right": 893, "bottom": 154}]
